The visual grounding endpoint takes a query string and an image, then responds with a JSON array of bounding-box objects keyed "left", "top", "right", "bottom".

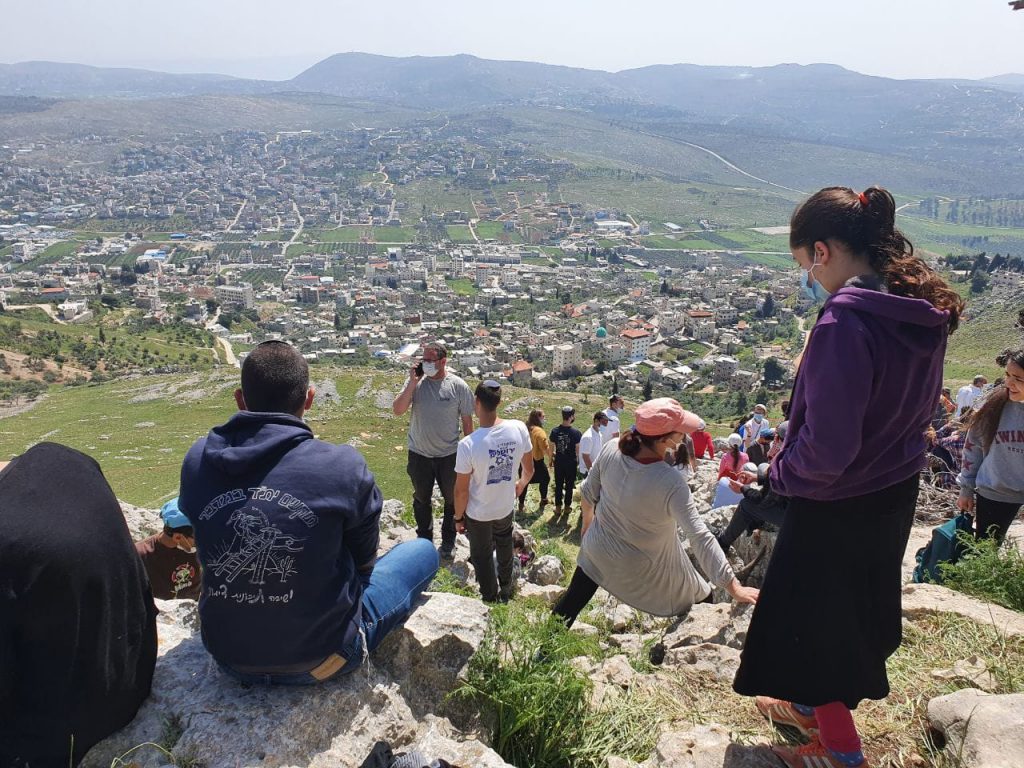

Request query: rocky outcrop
[
  {"left": 526, "top": 554, "right": 564, "bottom": 586},
  {"left": 642, "top": 725, "right": 777, "bottom": 767},
  {"left": 901, "top": 583, "right": 1024, "bottom": 638},
  {"left": 661, "top": 603, "right": 752, "bottom": 651},
  {"left": 83, "top": 592, "right": 506, "bottom": 768},
  {"left": 927, "top": 689, "right": 1024, "bottom": 768},
  {"left": 120, "top": 500, "right": 162, "bottom": 540}
]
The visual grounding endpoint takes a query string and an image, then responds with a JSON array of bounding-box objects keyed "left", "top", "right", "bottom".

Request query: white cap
[{"left": 727, "top": 433, "right": 743, "bottom": 447}]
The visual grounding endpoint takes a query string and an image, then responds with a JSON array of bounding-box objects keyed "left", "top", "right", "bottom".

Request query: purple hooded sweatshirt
[{"left": 771, "top": 286, "right": 949, "bottom": 501}]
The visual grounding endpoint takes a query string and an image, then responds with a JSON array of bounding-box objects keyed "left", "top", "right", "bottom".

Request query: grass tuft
[
  {"left": 939, "top": 534, "right": 1024, "bottom": 612},
  {"left": 453, "top": 601, "right": 660, "bottom": 767}
]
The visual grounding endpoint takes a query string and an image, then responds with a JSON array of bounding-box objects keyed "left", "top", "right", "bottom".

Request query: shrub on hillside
[
  {"left": 453, "top": 602, "right": 660, "bottom": 768},
  {"left": 940, "top": 534, "right": 1024, "bottom": 612}
]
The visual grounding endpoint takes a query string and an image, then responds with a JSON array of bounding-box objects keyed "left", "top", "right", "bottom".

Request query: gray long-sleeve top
[
  {"left": 958, "top": 398, "right": 1024, "bottom": 505},
  {"left": 577, "top": 441, "right": 735, "bottom": 617}
]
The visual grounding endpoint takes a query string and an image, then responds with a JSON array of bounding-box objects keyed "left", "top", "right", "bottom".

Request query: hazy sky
[{"left": 5, "top": 0, "right": 1023, "bottom": 81}]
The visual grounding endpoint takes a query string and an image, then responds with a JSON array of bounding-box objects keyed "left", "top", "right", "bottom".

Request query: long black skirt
[{"left": 733, "top": 473, "right": 918, "bottom": 709}]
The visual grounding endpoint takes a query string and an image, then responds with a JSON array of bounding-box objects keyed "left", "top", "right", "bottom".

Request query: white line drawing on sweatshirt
[{"left": 209, "top": 508, "right": 304, "bottom": 586}]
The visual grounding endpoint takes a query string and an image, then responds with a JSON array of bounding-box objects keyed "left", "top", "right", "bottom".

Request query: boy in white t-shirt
[
  {"left": 454, "top": 380, "right": 534, "bottom": 602},
  {"left": 579, "top": 411, "right": 609, "bottom": 476}
]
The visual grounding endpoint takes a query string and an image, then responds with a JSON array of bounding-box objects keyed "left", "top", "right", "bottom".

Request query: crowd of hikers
[{"left": 2, "top": 185, "right": 1023, "bottom": 768}]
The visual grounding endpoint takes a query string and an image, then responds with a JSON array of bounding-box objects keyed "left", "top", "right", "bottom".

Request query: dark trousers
[
  {"left": 552, "top": 566, "right": 599, "bottom": 628},
  {"left": 407, "top": 450, "right": 457, "bottom": 549},
  {"left": 519, "top": 460, "right": 550, "bottom": 504},
  {"left": 553, "top": 461, "right": 576, "bottom": 508},
  {"left": 975, "top": 493, "right": 1022, "bottom": 543},
  {"left": 465, "top": 512, "right": 515, "bottom": 602},
  {"left": 717, "top": 497, "right": 788, "bottom": 552}
]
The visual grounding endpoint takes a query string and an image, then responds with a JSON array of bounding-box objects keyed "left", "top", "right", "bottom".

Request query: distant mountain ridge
[
  {"left": 2, "top": 53, "right": 1023, "bottom": 195},
  {"left": 0, "top": 61, "right": 274, "bottom": 99}
]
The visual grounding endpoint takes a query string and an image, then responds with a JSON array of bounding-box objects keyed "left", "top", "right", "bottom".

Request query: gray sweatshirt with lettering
[{"left": 958, "top": 399, "right": 1024, "bottom": 504}]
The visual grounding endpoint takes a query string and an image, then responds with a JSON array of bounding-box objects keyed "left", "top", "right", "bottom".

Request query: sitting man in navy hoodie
[{"left": 179, "top": 340, "right": 439, "bottom": 683}]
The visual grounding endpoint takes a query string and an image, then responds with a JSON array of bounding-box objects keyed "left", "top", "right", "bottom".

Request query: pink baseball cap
[{"left": 633, "top": 398, "right": 701, "bottom": 436}]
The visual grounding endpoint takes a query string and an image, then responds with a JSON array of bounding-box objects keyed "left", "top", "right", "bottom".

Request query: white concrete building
[
  {"left": 551, "top": 342, "right": 583, "bottom": 375},
  {"left": 621, "top": 329, "right": 652, "bottom": 362},
  {"left": 216, "top": 283, "right": 255, "bottom": 310}
]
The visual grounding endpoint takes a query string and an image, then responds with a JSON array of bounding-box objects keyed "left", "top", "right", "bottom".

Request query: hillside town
[{"left": 0, "top": 126, "right": 824, "bottom": 400}]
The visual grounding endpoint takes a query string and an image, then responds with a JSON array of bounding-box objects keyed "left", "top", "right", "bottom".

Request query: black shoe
[{"left": 438, "top": 544, "right": 454, "bottom": 560}]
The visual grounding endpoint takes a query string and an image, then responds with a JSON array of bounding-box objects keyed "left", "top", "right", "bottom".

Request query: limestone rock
[
  {"left": 608, "top": 757, "right": 643, "bottom": 768},
  {"left": 378, "top": 525, "right": 419, "bottom": 556},
  {"left": 154, "top": 598, "right": 199, "bottom": 633},
  {"left": 663, "top": 603, "right": 752, "bottom": 651},
  {"left": 609, "top": 633, "right": 657, "bottom": 656},
  {"left": 571, "top": 620, "right": 600, "bottom": 636},
  {"left": 902, "top": 583, "right": 1024, "bottom": 638},
  {"left": 375, "top": 592, "right": 490, "bottom": 721},
  {"left": 84, "top": 592, "right": 492, "bottom": 768},
  {"left": 698, "top": 504, "right": 733, "bottom": 534},
  {"left": 518, "top": 582, "right": 565, "bottom": 604},
  {"left": 605, "top": 601, "right": 638, "bottom": 632},
  {"left": 410, "top": 716, "right": 515, "bottom": 768},
  {"left": 646, "top": 724, "right": 776, "bottom": 767},
  {"left": 931, "top": 655, "right": 997, "bottom": 692},
  {"left": 927, "top": 689, "right": 1024, "bottom": 768},
  {"left": 663, "top": 643, "right": 741, "bottom": 683},
  {"left": 729, "top": 529, "right": 776, "bottom": 588},
  {"left": 381, "top": 498, "right": 407, "bottom": 529},
  {"left": 592, "top": 654, "right": 636, "bottom": 689},
  {"left": 120, "top": 501, "right": 162, "bottom": 540},
  {"left": 527, "top": 554, "right": 565, "bottom": 586}
]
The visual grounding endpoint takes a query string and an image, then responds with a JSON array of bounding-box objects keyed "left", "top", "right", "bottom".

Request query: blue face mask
[
  {"left": 753, "top": 414, "right": 764, "bottom": 423},
  {"left": 800, "top": 264, "right": 831, "bottom": 303}
]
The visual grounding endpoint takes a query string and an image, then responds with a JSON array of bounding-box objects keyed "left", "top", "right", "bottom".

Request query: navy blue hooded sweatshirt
[{"left": 178, "top": 411, "right": 382, "bottom": 671}]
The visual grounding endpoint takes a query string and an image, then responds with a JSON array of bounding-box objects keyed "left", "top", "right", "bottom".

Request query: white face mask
[
  {"left": 422, "top": 361, "right": 439, "bottom": 377},
  {"left": 178, "top": 543, "right": 197, "bottom": 555}
]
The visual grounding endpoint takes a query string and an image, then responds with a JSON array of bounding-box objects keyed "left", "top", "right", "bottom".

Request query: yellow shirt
[{"left": 529, "top": 425, "right": 550, "bottom": 460}]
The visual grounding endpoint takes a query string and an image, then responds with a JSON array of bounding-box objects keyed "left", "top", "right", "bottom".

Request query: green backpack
[{"left": 913, "top": 513, "right": 973, "bottom": 584}]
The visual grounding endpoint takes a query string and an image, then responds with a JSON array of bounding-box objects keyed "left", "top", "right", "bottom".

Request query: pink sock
[{"left": 814, "top": 701, "right": 862, "bottom": 754}]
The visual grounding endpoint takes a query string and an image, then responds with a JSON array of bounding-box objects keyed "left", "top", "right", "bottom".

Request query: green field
[
  {"left": 286, "top": 244, "right": 313, "bottom": 257},
  {"left": 944, "top": 291, "right": 1019, "bottom": 386},
  {"left": 397, "top": 178, "right": 474, "bottom": 216},
  {"left": 670, "top": 237, "right": 722, "bottom": 250},
  {"left": 0, "top": 308, "right": 218, "bottom": 374},
  {"left": 898, "top": 215, "right": 1024, "bottom": 258},
  {"left": 14, "top": 241, "right": 82, "bottom": 271},
  {"left": 739, "top": 252, "right": 794, "bottom": 270},
  {"left": 307, "top": 227, "right": 367, "bottom": 243},
  {"left": 716, "top": 229, "right": 791, "bottom": 252},
  {"left": 445, "top": 278, "right": 478, "bottom": 296},
  {"left": 639, "top": 234, "right": 682, "bottom": 249},
  {"left": 255, "top": 231, "right": 292, "bottom": 242},
  {"left": 474, "top": 220, "right": 522, "bottom": 242},
  {"left": 446, "top": 225, "right": 476, "bottom": 243},
  {"left": 559, "top": 173, "right": 797, "bottom": 229},
  {"left": 0, "top": 369, "right": 620, "bottom": 508},
  {"left": 370, "top": 226, "right": 418, "bottom": 243},
  {"left": 239, "top": 268, "right": 286, "bottom": 288}
]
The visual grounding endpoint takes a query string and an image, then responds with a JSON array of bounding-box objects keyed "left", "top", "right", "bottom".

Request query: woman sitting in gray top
[{"left": 552, "top": 398, "right": 759, "bottom": 627}]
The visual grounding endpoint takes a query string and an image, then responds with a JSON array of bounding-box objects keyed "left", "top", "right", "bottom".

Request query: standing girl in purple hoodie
[{"left": 733, "top": 186, "right": 964, "bottom": 768}]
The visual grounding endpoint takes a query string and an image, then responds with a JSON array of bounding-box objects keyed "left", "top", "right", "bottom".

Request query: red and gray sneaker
[
  {"left": 755, "top": 696, "right": 818, "bottom": 739},
  {"left": 772, "top": 737, "right": 870, "bottom": 768}
]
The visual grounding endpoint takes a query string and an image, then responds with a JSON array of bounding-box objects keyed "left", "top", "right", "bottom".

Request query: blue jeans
[{"left": 221, "top": 538, "right": 440, "bottom": 685}]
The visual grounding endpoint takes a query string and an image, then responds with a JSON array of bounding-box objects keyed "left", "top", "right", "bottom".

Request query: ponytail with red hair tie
[{"left": 858, "top": 191, "right": 869, "bottom": 207}]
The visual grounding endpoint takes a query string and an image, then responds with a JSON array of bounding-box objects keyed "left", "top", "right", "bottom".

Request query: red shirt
[{"left": 691, "top": 430, "right": 715, "bottom": 460}]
